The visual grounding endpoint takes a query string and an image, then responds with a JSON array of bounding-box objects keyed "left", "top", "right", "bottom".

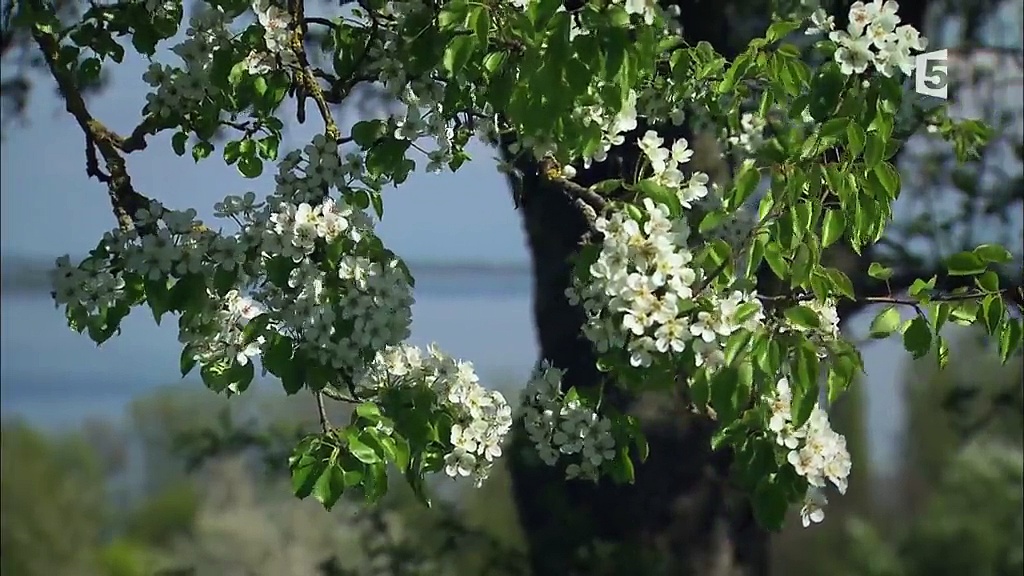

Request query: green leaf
[
  {"left": 902, "top": 315, "right": 932, "bottom": 359},
  {"left": 936, "top": 336, "right": 950, "bottom": 368},
  {"left": 699, "top": 210, "right": 727, "bottom": 235},
  {"left": 362, "top": 460, "right": 389, "bottom": 502},
  {"left": 975, "top": 270, "right": 1000, "bottom": 292},
  {"left": 237, "top": 154, "right": 263, "bottom": 178},
  {"left": 265, "top": 336, "right": 304, "bottom": 394},
  {"left": 869, "top": 305, "right": 901, "bottom": 338},
  {"left": 383, "top": 434, "right": 411, "bottom": 471},
  {"left": 365, "top": 138, "right": 411, "bottom": 177},
  {"left": 784, "top": 305, "right": 821, "bottom": 330},
  {"left": 711, "top": 421, "right": 747, "bottom": 451},
  {"left": 223, "top": 140, "right": 242, "bottom": 165},
  {"left": 306, "top": 364, "right": 334, "bottom": 391},
  {"left": 764, "top": 242, "right": 789, "bottom": 279},
  {"left": 909, "top": 276, "right": 936, "bottom": 299},
  {"left": 734, "top": 302, "right": 763, "bottom": 325},
  {"left": 290, "top": 441, "right": 329, "bottom": 499},
  {"left": 351, "top": 120, "right": 385, "bottom": 148},
  {"left": 826, "top": 355, "right": 856, "bottom": 404},
  {"left": 999, "top": 319, "right": 1023, "bottom": 364},
  {"left": 312, "top": 463, "right": 347, "bottom": 510},
  {"left": 863, "top": 132, "right": 885, "bottom": 168},
  {"left": 257, "top": 135, "right": 280, "bottom": 160},
  {"left": 200, "top": 359, "right": 255, "bottom": 394},
  {"left": 821, "top": 209, "right": 845, "bottom": 248},
  {"left": 790, "top": 244, "right": 812, "bottom": 288},
  {"left": 752, "top": 477, "right": 788, "bottom": 531},
  {"left": 169, "top": 274, "right": 207, "bottom": 312},
  {"left": 443, "top": 34, "right": 477, "bottom": 77},
  {"left": 790, "top": 344, "right": 819, "bottom": 428},
  {"left": 347, "top": 431, "right": 382, "bottom": 464},
  {"left": 945, "top": 251, "right": 986, "bottom": 276},
  {"left": 263, "top": 333, "right": 292, "bottom": 370},
  {"left": 765, "top": 19, "right": 802, "bottom": 43},
  {"left": 846, "top": 123, "right": 865, "bottom": 158},
  {"left": 631, "top": 427, "right": 650, "bottom": 463},
  {"left": 873, "top": 162, "right": 900, "bottom": 197},
  {"left": 482, "top": 51, "right": 506, "bottom": 76},
  {"left": 819, "top": 117, "right": 850, "bottom": 141},
  {"left": 729, "top": 159, "right": 761, "bottom": 209},
  {"left": 144, "top": 277, "right": 171, "bottom": 324},
  {"left": 825, "top": 268, "right": 856, "bottom": 300},
  {"left": 973, "top": 244, "right": 1012, "bottom": 263},
  {"left": 77, "top": 57, "right": 102, "bottom": 86},
  {"left": 179, "top": 346, "right": 197, "bottom": 378},
  {"left": 710, "top": 365, "right": 746, "bottom": 426},
  {"left": 981, "top": 294, "right": 1005, "bottom": 335},
  {"left": 867, "top": 262, "right": 893, "bottom": 281},
  {"left": 171, "top": 132, "right": 188, "bottom": 156},
  {"left": 355, "top": 402, "right": 383, "bottom": 423},
  {"left": 608, "top": 446, "right": 636, "bottom": 485},
  {"left": 191, "top": 141, "right": 213, "bottom": 162},
  {"left": 718, "top": 52, "right": 753, "bottom": 94}
]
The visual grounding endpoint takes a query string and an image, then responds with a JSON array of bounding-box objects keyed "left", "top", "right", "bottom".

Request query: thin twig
[
  {"left": 758, "top": 286, "right": 1021, "bottom": 309},
  {"left": 315, "top": 391, "right": 331, "bottom": 433}
]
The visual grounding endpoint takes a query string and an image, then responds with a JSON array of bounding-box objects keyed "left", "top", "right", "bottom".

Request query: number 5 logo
[{"left": 914, "top": 49, "right": 949, "bottom": 99}]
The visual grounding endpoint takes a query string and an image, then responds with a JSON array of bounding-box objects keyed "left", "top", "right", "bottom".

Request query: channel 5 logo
[{"left": 914, "top": 49, "right": 949, "bottom": 99}]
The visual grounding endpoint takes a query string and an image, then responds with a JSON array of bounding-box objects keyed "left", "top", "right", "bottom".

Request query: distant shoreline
[{"left": 1, "top": 254, "right": 534, "bottom": 295}]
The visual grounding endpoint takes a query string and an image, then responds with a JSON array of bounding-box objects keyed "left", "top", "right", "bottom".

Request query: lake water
[{"left": 0, "top": 269, "right": 538, "bottom": 426}]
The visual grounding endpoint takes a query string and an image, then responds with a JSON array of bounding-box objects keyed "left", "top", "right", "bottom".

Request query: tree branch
[
  {"left": 288, "top": 0, "right": 339, "bottom": 140},
  {"left": 314, "top": 391, "right": 331, "bottom": 434},
  {"left": 29, "top": 12, "right": 152, "bottom": 232}
]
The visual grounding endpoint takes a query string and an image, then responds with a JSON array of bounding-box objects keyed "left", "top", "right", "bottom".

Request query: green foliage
[
  {"left": 0, "top": 422, "right": 107, "bottom": 576},
  {"left": 124, "top": 482, "right": 200, "bottom": 546},
  {"left": 27, "top": 0, "right": 1024, "bottom": 533}
]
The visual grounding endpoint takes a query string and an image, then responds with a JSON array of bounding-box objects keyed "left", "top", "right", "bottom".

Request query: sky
[
  {"left": 0, "top": 51, "right": 529, "bottom": 263},
  {"left": 1, "top": 3, "right": 1021, "bottom": 476}
]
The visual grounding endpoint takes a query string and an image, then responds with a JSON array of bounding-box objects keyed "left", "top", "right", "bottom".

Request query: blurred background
[{"left": 1, "top": 1, "right": 1022, "bottom": 575}]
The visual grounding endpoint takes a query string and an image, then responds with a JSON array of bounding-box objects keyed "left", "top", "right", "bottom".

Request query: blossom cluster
[
  {"left": 807, "top": 0, "right": 929, "bottom": 77},
  {"left": 142, "top": 8, "right": 232, "bottom": 117},
  {"left": 272, "top": 134, "right": 370, "bottom": 204},
  {"left": 567, "top": 132, "right": 765, "bottom": 373},
  {"left": 50, "top": 129, "right": 418, "bottom": 393},
  {"left": 251, "top": 0, "right": 294, "bottom": 63},
  {"left": 766, "top": 378, "right": 852, "bottom": 527},
  {"left": 250, "top": 200, "right": 414, "bottom": 378},
  {"left": 358, "top": 344, "right": 514, "bottom": 485},
  {"left": 726, "top": 112, "right": 769, "bottom": 156},
  {"left": 519, "top": 362, "right": 617, "bottom": 482}
]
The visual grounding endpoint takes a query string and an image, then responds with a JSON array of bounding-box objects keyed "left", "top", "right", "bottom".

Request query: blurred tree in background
[{"left": 1, "top": 421, "right": 108, "bottom": 576}]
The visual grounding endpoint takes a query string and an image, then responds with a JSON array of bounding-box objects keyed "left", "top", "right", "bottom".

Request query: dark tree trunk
[{"left": 495, "top": 2, "right": 946, "bottom": 574}]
